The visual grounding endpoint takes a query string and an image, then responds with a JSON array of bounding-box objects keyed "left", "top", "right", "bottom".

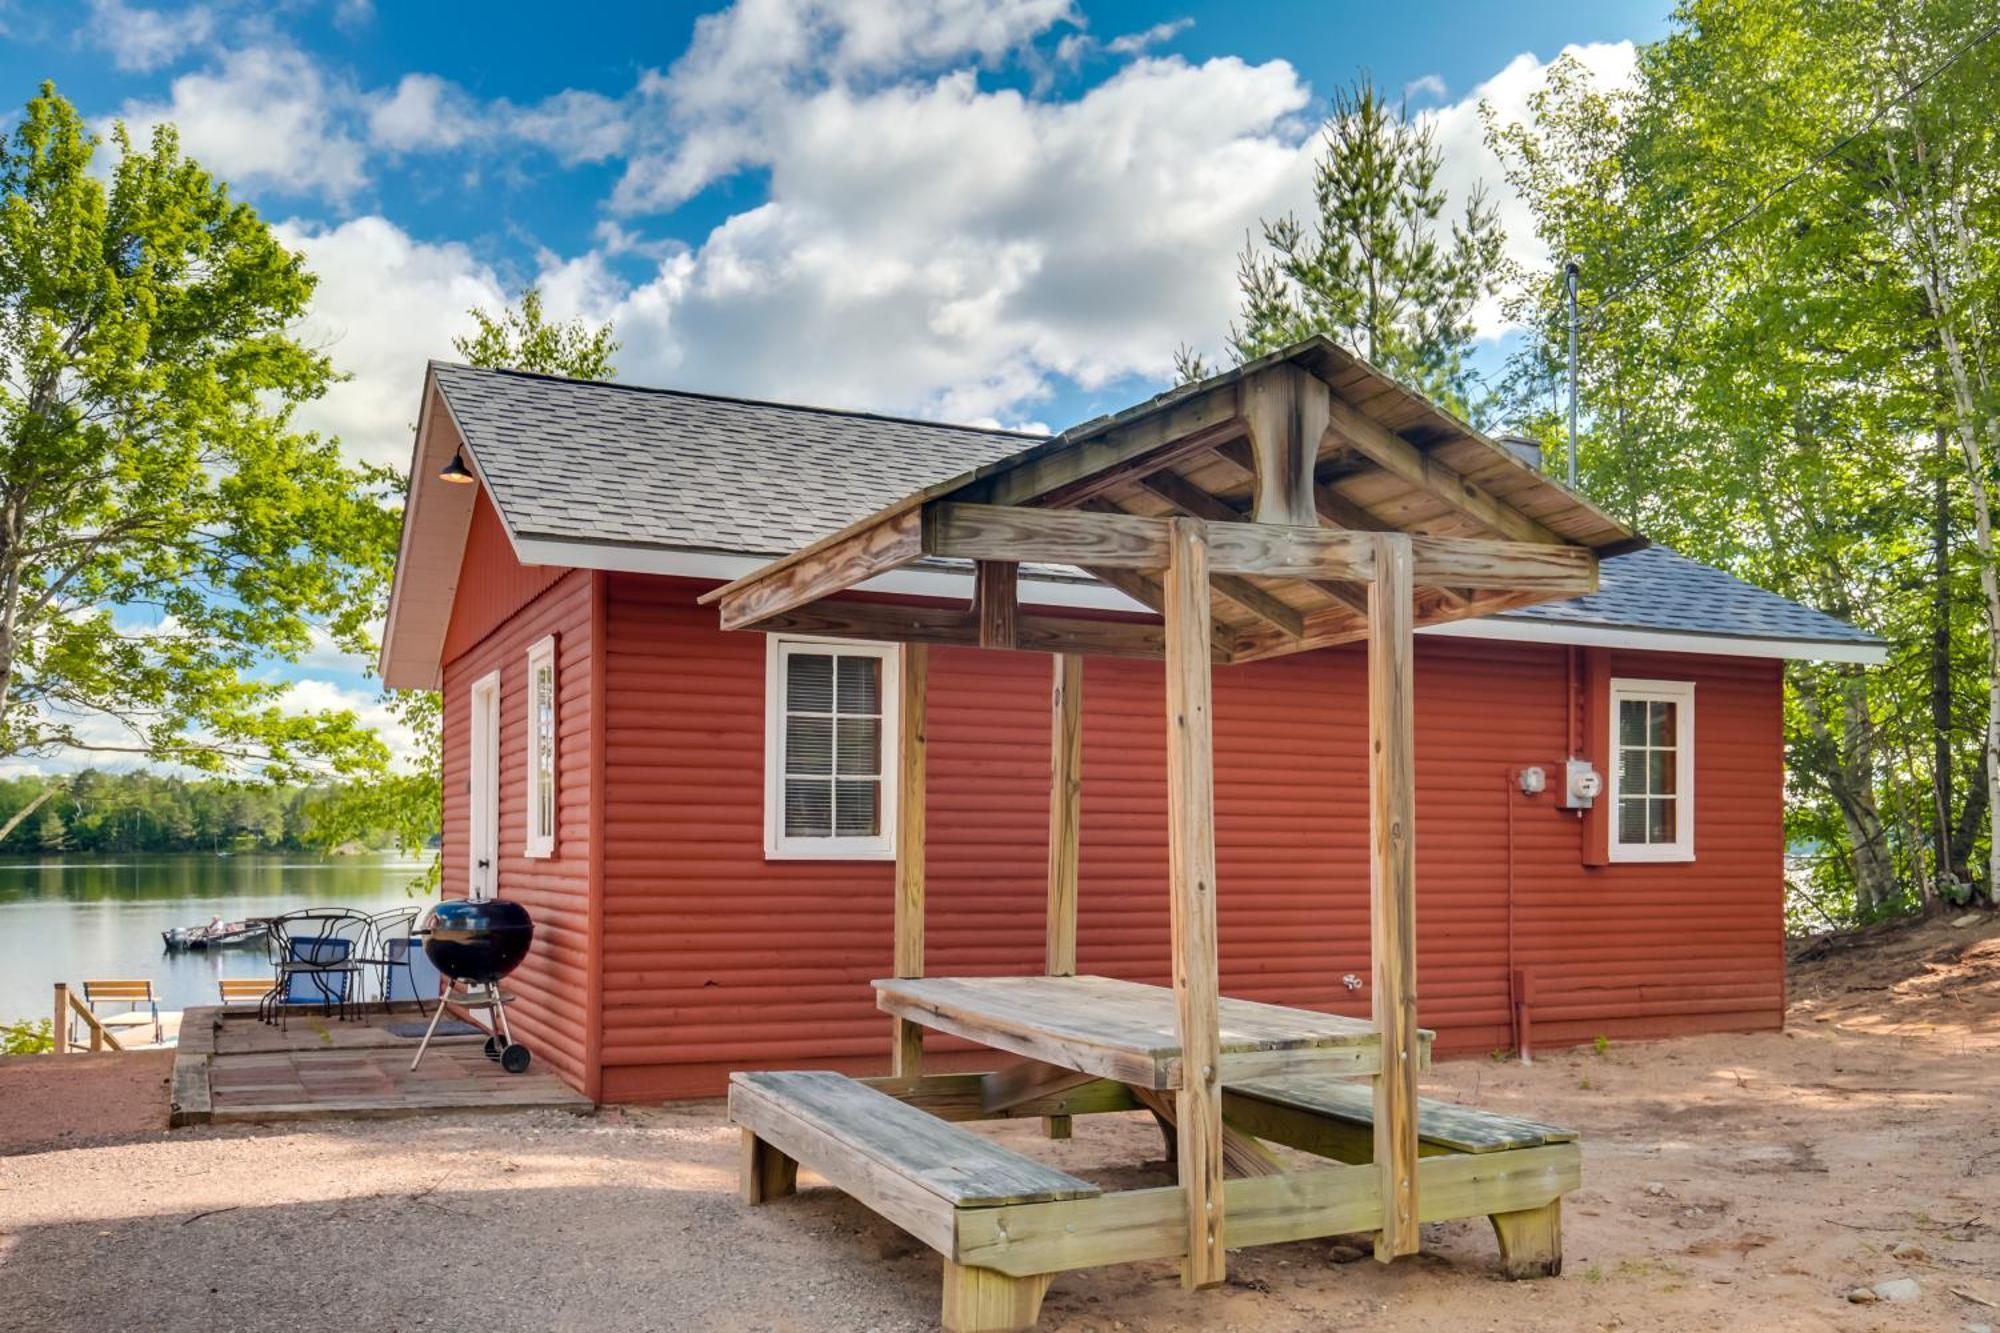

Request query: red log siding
[
  {"left": 595, "top": 575, "right": 1784, "bottom": 1101},
  {"left": 440, "top": 490, "right": 565, "bottom": 664},
  {"left": 439, "top": 492, "right": 597, "bottom": 1095}
]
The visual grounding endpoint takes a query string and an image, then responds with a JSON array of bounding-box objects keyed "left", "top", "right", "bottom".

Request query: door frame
[{"left": 469, "top": 669, "right": 502, "bottom": 900}]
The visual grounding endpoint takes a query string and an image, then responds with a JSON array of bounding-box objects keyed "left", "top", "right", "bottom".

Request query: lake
[{"left": 0, "top": 852, "right": 431, "bottom": 1023}]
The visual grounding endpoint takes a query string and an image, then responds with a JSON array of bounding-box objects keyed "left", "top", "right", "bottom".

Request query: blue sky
[{"left": 0, "top": 0, "right": 1665, "bottom": 768}]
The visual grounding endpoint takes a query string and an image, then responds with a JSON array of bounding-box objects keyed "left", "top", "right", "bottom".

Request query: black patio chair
[
  {"left": 261, "top": 908, "right": 376, "bottom": 1030},
  {"left": 363, "top": 904, "right": 437, "bottom": 1017}
]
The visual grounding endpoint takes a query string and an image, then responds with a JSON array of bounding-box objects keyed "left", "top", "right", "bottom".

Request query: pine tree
[{"left": 1220, "top": 76, "right": 1505, "bottom": 418}]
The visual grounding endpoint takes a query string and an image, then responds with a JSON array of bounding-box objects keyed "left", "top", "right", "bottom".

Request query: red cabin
[{"left": 380, "top": 342, "right": 1882, "bottom": 1102}]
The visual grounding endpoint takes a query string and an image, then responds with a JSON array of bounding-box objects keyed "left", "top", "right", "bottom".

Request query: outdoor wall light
[{"left": 438, "top": 450, "right": 476, "bottom": 484}]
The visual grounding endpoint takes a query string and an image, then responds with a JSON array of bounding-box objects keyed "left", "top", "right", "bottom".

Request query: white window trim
[
  {"left": 468, "top": 669, "right": 501, "bottom": 899},
  {"left": 764, "top": 635, "right": 900, "bottom": 861},
  {"left": 524, "top": 635, "right": 557, "bottom": 860},
  {"left": 1608, "top": 677, "right": 1696, "bottom": 863}
]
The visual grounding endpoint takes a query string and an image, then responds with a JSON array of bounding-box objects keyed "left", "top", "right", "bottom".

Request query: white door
[{"left": 469, "top": 670, "right": 501, "bottom": 900}]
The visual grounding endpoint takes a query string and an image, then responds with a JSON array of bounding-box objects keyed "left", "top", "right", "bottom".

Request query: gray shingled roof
[
  {"left": 1497, "top": 545, "right": 1879, "bottom": 646},
  {"left": 433, "top": 362, "right": 1030, "bottom": 555},
  {"left": 433, "top": 362, "right": 1880, "bottom": 651}
]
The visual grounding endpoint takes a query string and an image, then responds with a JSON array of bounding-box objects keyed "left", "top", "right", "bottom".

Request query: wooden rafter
[
  {"left": 1322, "top": 396, "right": 1566, "bottom": 549},
  {"left": 1137, "top": 468, "right": 1369, "bottom": 618}
]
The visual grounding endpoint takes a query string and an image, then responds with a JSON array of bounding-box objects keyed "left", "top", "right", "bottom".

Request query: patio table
[{"left": 874, "top": 974, "right": 1430, "bottom": 1090}]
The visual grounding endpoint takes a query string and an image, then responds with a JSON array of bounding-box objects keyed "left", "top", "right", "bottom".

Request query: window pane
[
  {"left": 1649, "top": 798, "right": 1676, "bottom": 844},
  {"left": 784, "top": 780, "right": 832, "bottom": 836},
  {"left": 1648, "top": 700, "right": 1675, "bottom": 746},
  {"left": 787, "top": 653, "right": 834, "bottom": 713},
  {"left": 1647, "top": 749, "right": 1676, "bottom": 795},
  {"left": 836, "top": 655, "right": 881, "bottom": 715},
  {"left": 785, "top": 715, "right": 833, "bottom": 774},
  {"left": 1618, "top": 797, "right": 1648, "bottom": 844},
  {"left": 1618, "top": 699, "right": 1647, "bottom": 747},
  {"left": 537, "top": 778, "right": 555, "bottom": 839},
  {"left": 834, "top": 779, "right": 881, "bottom": 836},
  {"left": 836, "top": 716, "right": 880, "bottom": 775},
  {"left": 1619, "top": 748, "right": 1649, "bottom": 795}
]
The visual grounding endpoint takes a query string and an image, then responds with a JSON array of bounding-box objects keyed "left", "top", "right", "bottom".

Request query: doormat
[{"left": 384, "top": 1019, "right": 482, "bottom": 1038}]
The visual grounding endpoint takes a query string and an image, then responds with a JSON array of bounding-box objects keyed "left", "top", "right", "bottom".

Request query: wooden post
[
  {"left": 1043, "top": 651, "right": 1083, "bottom": 1139},
  {"left": 975, "top": 560, "right": 1019, "bottom": 649},
  {"left": 893, "top": 642, "right": 929, "bottom": 1078},
  {"left": 52, "top": 982, "right": 68, "bottom": 1055},
  {"left": 1243, "top": 363, "right": 1331, "bottom": 528},
  {"left": 1368, "top": 532, "right": 1421, "bottom": 1261},
  {"left": 1046, "top": 653, "right": 1082, "bottom": 977},
  {"left": 1163, "top": 517, "right": 1225, "bottom": 1289}
]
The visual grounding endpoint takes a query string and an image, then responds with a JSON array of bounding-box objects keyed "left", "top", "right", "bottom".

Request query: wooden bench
[
  {"left": 730, "top": 1070, "right": 1099, "bottom": 1332},
  {"left": 1222, "top": 1077, "right": 1576, "bottom": 1276}
]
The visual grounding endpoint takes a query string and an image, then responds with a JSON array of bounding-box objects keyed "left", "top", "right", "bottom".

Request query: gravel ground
[{"left": 0, "top": 916, "right": 1993, "bottom": 1332}]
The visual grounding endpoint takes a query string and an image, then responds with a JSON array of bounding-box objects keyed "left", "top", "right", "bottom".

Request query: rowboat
[{"left": 162, "top": 918, "right": 268, "bottom": 951}]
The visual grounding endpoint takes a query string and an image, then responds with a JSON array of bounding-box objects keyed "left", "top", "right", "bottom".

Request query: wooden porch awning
[{"left": 699, "top": 336, "right": 1642, "bottom": 663}]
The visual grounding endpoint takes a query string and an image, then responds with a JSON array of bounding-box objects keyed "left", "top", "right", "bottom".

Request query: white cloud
[
  {"left": 533, "top": 51, "right": 1315, "bottom": 423},
  {"left": 1423, "top": 41, "right": 1639, "bottom": 336},
  {"left": 115, "top": 45, "right": 368, "bottom": 199},
  {"left": 86, "top": 0, "right": 213, "bottom": 73},
  {"left": 368, "top": 72, "right": 484, "bottom": 152},
  {"left": 275, "top": 216, "right": 505, "bottom": 466},
  {"left": 507, "top": 87, "right": 631, "bottom": 165},
  {"left": 1404, "top": 72, "right": 1448, "bottom": 102},
  {"left": 280, "top": 677, "right": 421, "bottom": 770},
  {"left": 1106, "top": 18, "right": 1190, "bottom": 56},
  {"left": 612, "top": 0, "right": 1079, "bottom": 211}
]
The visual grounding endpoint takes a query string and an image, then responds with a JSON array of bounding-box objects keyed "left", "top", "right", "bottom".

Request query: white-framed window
[
  {"left": 468, "top": 669, "right": 501, "bottom": 899},
  {"left": 1608, "top": 678, "right": 1694, "bottom": 862},
  {"left": 524, "top": 635, "right": 557, "bottom": 859},
  {"left": 764, "top": 635, "right": 899, "bottom": 860}
]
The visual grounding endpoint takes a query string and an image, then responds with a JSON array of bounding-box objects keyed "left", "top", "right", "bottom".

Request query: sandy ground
[{"left": 0, "top": 915, "right": 1994, "bottom": 1333}]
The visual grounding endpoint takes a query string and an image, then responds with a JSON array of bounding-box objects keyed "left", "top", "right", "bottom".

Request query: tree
[
  {"left": 311, "top": 288, "right": 620, "bottom": 883},
  {"left": 0, "top": 85, "right": 398, "bottom": 780},
  {"left": 1489, "top": 1, "right": 2000, "bottom": 920},
  {"left": 1217, "top": 76, "right": 1506, "bottom": 418},
  {"left": 452, "top": 285, "right": 619, "bottom": 380}
]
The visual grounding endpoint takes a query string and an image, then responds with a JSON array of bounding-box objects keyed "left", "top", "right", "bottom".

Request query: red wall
[
  {"left": 590, "top": 575, "right": 1785, "bottom": 1101},
  {"left": 439, "top": 492, "right": 601, "bottom": 1096}
]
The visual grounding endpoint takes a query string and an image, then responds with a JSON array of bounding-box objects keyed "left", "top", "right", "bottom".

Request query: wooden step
[
  {"left": 1228, "top": 1077, "right": 1575, "bottom": 1154},
  {"left": 731, "top": 1070, "right": 1100, "bottom": 1256}
]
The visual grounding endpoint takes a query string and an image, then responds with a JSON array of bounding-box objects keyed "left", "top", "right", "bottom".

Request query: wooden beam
[
  {"left": 1243, "top": 363, "right": 1329, "bottom": 527},
  {"left": 749, "top": 601, "right": 1174, "bottom": 661},
  {"left": 979, "top": 1060, "right": 1100, "bottom": 1115},
  {"left": 1324, "top": 395, "right": 1566, "bottom": 547},
  {"left": 953, "top": 1144, "right": 1582, "bottom": 1278},
  {"left": 1408, "top": 535, "right": 1596, "bottom": 594},
  {"left": 975, "top": 560, "right": 1019, "bottom": 649},
  {"left": 711, "top": 507, "right": 924, "bottom": 629},
  {"left": 893, "top": 642, "right": 928, "bottom": 1079},
  {"left": 1163, "top": 516, "right": 1225, "bottom": 1289},
  {"left": 929, "top": 502, "right": 1376, "bottom": 583},
  {"left": 1367, "top": 533, "right": 1420, "bottom": 1261},
  {"left": 1046, "top": 654, "right": 1081, "bottom": 978},
  {"left": 1137, "top": 470, "right": 1365, "bottom": 619},
  {"left": 968, "top": 381, "right": 1243, "bottom": 509}
]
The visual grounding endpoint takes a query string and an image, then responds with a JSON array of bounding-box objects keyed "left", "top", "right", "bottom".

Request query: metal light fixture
[{"left": 438, "top": 450, "right": 476, "bottom": 484}]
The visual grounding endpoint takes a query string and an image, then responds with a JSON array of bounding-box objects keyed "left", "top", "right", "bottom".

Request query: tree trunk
[{"left": 1930, "top": 426, "right": 1954, "bottom": 899}]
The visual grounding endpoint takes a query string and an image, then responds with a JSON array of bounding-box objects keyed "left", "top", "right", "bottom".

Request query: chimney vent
[{"left": 1496, "top": 432, "right": 1543, "bottom": 473}]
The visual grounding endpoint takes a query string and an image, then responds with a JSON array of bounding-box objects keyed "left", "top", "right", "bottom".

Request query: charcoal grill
[{"left": 408, "top": 898, "right": 537, "bottom": 1074}]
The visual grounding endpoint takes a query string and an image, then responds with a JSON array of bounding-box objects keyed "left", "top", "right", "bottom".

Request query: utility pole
[{"left": 1565, "top": 260, "right": 1581, "bottom": 489}]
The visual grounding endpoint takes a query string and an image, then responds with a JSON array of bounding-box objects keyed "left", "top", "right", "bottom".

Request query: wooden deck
[{"left": 170, "top": 1005, "right": 593, "bottom": 1126}]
